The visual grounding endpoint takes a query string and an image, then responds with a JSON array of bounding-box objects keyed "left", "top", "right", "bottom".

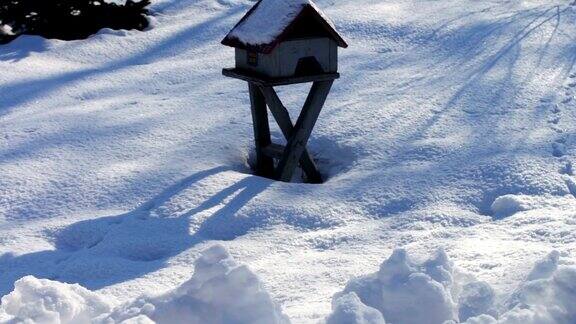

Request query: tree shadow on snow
[
  {"left": 0, "top": 4, "right": 244, "bottom": 117},
  {"left": 0, "top": 36, "right": 48, "bottom": 62},
  {"left": 326, "top": 2, "right": 576, "bottom": 219},
  {"left": 0, "top": 166, "right": 274, "bottom": 296}
]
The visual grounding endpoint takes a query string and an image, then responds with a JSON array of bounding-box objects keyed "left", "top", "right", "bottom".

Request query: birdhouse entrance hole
[{"left": 295, "top": 56, "right": 324, "bottom": 76}]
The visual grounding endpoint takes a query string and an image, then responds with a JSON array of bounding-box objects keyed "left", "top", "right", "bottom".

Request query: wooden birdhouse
[
  {"left": 221, "top": 0, "right": 347, "bottom": 183},
  {"left": 222, "top": 0, "right": 348, "bottom": 78}
]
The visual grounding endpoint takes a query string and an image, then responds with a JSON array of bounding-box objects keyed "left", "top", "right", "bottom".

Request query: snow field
[{"left": 2, "top": 0, "right": 576, "bottom": 322}]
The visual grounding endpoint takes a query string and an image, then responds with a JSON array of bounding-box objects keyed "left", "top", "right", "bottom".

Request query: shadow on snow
[{"left": 0, "top": 166, "right": 274, "bottom": 295}]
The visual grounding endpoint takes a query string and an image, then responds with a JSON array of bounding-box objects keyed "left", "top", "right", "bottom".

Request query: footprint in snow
[
  {"left": 561, "top": 96, "right": 573, "bottom": 104},
  {"left": 553, "top": 141, "right": 567, "bottom": 157},
  {"left": 561, "top": 161, "right": 573, "bottom": 175}
]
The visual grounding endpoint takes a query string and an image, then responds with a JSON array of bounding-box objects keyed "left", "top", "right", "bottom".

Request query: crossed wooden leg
[
  {"left": 248, "top": 80, "right": 333, "bottom": 183},
  {"left": 248, "top": 83, "right": 274, "bottom": 178}
]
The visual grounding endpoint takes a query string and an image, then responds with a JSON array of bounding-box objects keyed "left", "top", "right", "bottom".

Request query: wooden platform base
[{"left": 222, "top": 68, "right": 339, "bottom": 86}]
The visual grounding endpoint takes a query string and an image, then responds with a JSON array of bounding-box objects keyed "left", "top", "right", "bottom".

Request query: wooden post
[
  {"left": 258, "top": 86, "right": 323, "bottom": 183},
  {"left": 248, "top": 82, "right": 274, "bottom": 178},
  {"left": 274, "top": 80, "right": 333, "bottom": 182},
  {"left": 223, "top": 68, "right": 340, "bottom": 183}
]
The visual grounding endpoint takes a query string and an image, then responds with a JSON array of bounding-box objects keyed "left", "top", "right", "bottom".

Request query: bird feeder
[{"left": 222, "top": 0, "right": 348, "bottom": 183}]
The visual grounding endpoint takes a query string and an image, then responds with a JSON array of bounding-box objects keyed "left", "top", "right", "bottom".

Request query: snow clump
[
  {"left": 326, "top": 292, "right": 385, "bottom": 324},
  {"left": 327, "top": 249, "right": 576, "bottom": 324},
  {"left": 0, "top": 245, "right": 289, "bottom": 324},
  {"left": 106, "top": 244, "right": 289, "bottom": 324},
  {"left": 0, "top": 24, "right": 15, "bottom": 36},
  {"left": 332, "top": 248, "right": 463, "bottom": 324},
  {"left": 490, "top": 194, "right": 564, "bottom": 218},
  {"left": 0, "top": 276, "right": 112, "bottom": 323},
  {"left": 3, "top": 247, "right": 574, "bottom": 324},
  {"left": 476, "top": 251, "right": 576, "bottom": 324}
]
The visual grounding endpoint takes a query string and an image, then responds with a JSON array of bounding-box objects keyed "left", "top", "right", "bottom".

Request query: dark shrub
[{"left": 0, "top": 0, "right": 150, "bottom": 44}]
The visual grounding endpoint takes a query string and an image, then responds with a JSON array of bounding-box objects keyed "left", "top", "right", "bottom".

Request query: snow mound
[
  {"left": 0, "top": 24, "right": 14, "bottom": 36},
  {"left": 526, "top": 250, "right": 560, "bottom": 281},
  {"left": 456, "top": 280, "right": 497, "bottom": 322},
  {"left": 490, "top": 194, "right": 563, "bottom": 218},
  {"left": 106, "top": 244, "right": 289, "bottom": 324},
  {"left": 332, "top": 248, "right": 461, "bottom": 324},
  {"left": 462, "top": 256, "right": 576, "bottom": 323},
  {"left": 326, "top": 292, "right": 385, "bottom": 324},
  {"left": 491, "top": 195, "right": 527, "bottom": 218},
  {"left": 494, "top": 251, "right": 576, "bottom": 324},
  {"left": 2, "top": 248, "right": 575, "bottom": 324},
  {"left": 329, "top": 249, "right": 576, "bottom": 324},
  {"left": 0, "top": 245, "right": 288, "bottom": 324},
  {"left": 0, "top": 276, "right": 112, "bottom": 323}
]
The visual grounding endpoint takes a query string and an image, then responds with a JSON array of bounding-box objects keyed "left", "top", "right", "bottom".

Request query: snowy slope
[{"left": 1, "top": 0, "right": 576, "bottom": 322}]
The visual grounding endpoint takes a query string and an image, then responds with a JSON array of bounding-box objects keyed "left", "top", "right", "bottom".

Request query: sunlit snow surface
[
  {"left": 2, "top": 246, "right": 574, "bottom": 323},
  {"left": 1, "top": 0, "right": 576, "bottom": 322},
  {"left": 228, "top": 0, "right": 309, "bottom": 46},
  {"left": 226, "top": 0, "right": 339, "bottom": 47}
]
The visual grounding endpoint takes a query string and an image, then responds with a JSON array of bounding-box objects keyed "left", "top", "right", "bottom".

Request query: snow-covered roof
[{"left": 222, "top": 0, "right": 348, "bottom": 54}]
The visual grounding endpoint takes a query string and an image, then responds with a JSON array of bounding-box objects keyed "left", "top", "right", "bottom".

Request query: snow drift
[
  {"left": 0, "top": 276, "right": 112, "bottom": 323},
  {"left": 332, "top": 248, "right": 463, "bottom": 323},
  {"left": 105, "top": 244, "right": 289, "bottom": 324},
  {"left": 487, "top": 251, "right": 576, "bottom": 324},
  {"left": 327, "top": 249, "right": 576, "bottom": 324},
  {"left": 2, "top": 246, "right": 575, "bottom": 324},
  {"left": 0, "top": 245, "right": 289, "bottom": 324}
]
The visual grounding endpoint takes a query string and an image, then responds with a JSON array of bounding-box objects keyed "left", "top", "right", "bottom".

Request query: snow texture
[
  {"left": 4, "top": 249, "right": 574, "bottom": 324},
  {"left": 494, "top": 252, "right": 576, "bottom": 324},
  {"left": 334, "top": 249, "right": 460, "bottom": 324},
  {"left": 490, "top": 195, "right": 549, "bottom": 218},
  {"left": 0, "top": 245, "right": 288, "bottom": 324},
  {"left": 0, "top": 276, "right": 112, "bottom": 323},
  {"left": 3, "top": 0, "right": 576, "bottom": 322},
  {"left": 325, "top": 293, "right": 385, "bottom": 324},
  {"left": 105, "top": 244, "right": 289, "bottom": 324},
  {"left": 328, "top": 250, "right": 576, "bottom": 324},
  {"left": 227, "top": 0, "right": 334, "bottom": 46}
]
